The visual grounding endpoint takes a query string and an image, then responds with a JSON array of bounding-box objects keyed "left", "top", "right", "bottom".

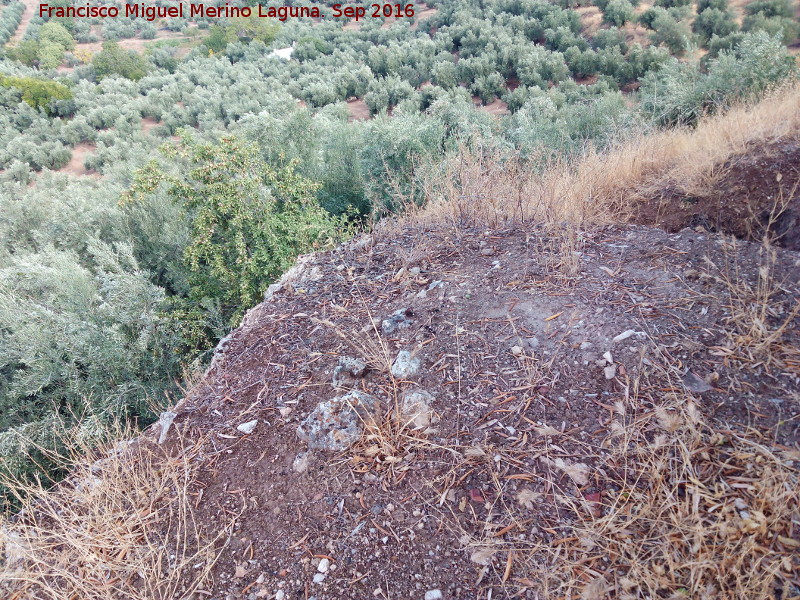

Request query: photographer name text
[{"left": 39, "top": 3, "right": 418, "bottom": 21}]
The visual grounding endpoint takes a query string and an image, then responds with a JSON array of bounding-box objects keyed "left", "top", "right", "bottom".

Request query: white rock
[
  {"left": 292, "top": 451, "right": 311, "bottom": 474},
  {"left": 612, "top": 330, "right": 636, "bottom": 343},
  {"left": 604, "top": 365, "right": 617, "bottom": 380},
  {"left": 400, "top": 390, "right": 438, "bottom": 430},
  {"left": 157, "top": 411, "right": 177, "bottom": 444},
  {"left": 425, "top": 591, "right": 444, "bottom": 600},
  {"left": 510, "top": 345, "right": 524, "bottom": 356},
  {"left": 275, "top": 591, "right": 285, "bottom": 600},
  {"left": 237, "top": 420, "right": 258, "bottom": 435},
  {"left": 391, "top": 350, "right": 421, "bottom": 379},
  {"left": 317, "top": 558, "right": 330, "bottom": 573},
  {"left": 579, "top": 341, "right": 594, "bottom": 350},
  {"left": 279, "top": 406, "right": 292, "bottom": 418},
  {"left": 602, "top": 351, "right": 613, "bottom": 364},
  {"left": 313, "top": 572, "right": 326, "bottom": 584}
]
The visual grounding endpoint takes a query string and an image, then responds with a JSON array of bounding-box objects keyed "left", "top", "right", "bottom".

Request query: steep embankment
[{"left": 2, "top": 89, "right": 799, "bottom": 600}]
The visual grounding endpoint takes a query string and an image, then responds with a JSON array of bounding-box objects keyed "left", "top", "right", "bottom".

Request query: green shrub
[
  {"left": 649, "top": 11, "right": 694, "bottom": 55},
  {"left": 92, "top": 41, "right": 148, "bottom": 80},
  {"left": 603, "top": 0, "right": 635, "bottom": 26},
  {"left": 693, "top": 7, "right": 739, "bottom": 45},
  {"left": 640, "top": 31, "right": 796, "bottom": 125},
  {"left": 126, "top": 134, "right": 350, "bottom": 325},
  {"left": 744, "top": 0, "right": 793, "bottom": 18},
  {"left": 0, "top": 74, "right": 72, "bottom": 113}
]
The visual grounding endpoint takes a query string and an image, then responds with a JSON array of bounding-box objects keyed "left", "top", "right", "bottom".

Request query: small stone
[
  {"left": 401, "top": 390, "right": 438, "bottom": 430},
  {"left": 425, "top": 591, "right": 444, "bottom": 600},
  {"left": 157, "top": 411, "right": 177, "bottom": 445},
  {"left": 317, "top": 558, "right": 330, "bottom": 573},
  {"left": 275, "top": 592, "right": 285, "bottom": 600},
  {"left": 604, "top": 365, "right": 617, "bottom": 380},
  {"left": 603, "top": 351, "right": 613, "bottom": 364},
  {"left": 279, "top": 406, "right": 292, "bottom": 418},
  {"left": 612, "top": 330, "right": 636, "bottom": 343},
  {"left": 297, "top": 391, "right": 382, "bottom": 451},
  {"left": 681, "top": 371, "right": 713, "bottom": 393},
  {"left": 237, "top": 420, "right": 258, "bottom": 435},
  {"left": 409, "top": 267, "right": 421, "bottom": 276},
  {"left": 510, "top": 345, "right": 524, "bottom": 356},
  {"left": 382, "top": 309, "right": 413, "bottom": 334},
  {"left": 313, "top": 573, "right": 326, "bottom": 584},
  {"left": 480, "top": 247, "right": 494, "bottom": 256},
  {"left": 293, "top": 451, "right": 311, "bottom": 474},
  {"left": 525, "top": 336, "right": 540, "bottom": 348},
  {"left": 339, "top": 357, "right": 368, "bottom": 378},
  {"left": 391, "top": 350, "right": 421, "bottom": 379},
  {"left": 579, "top": 341, "right": 594, "bottom": 350}
]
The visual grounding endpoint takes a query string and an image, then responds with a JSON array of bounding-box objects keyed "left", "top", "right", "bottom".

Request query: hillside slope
[{"left": 2, "top": 91, "right": 799, "bottom": 600}]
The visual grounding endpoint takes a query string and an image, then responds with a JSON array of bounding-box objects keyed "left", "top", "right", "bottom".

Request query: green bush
[
  {"left": 640, "top": 31, "right": 796, "bottom": 125},
  {"left": 126, "top": 134, "right": 350, "bottom": 325},
  {"left": 92, "top": 41, "right": 148, "bottom": 80},
  {"left": 649, "top": 11, "right": 694, "bottom": 55},
  {"left": 693, "top": 8, "right": 739, "bottom": 45},
  {"left": 0, "top": 74, "right": 72, "bottom": 113},
  {"left": 603, "top": 0, "right": 635, "bottom": 26}
]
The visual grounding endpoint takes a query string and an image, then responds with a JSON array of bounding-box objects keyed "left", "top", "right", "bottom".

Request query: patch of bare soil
[
  {"left": 150, "top": 223, "right": 799, "bottom": 600},
  {"left": 58, "top": 142, "right": 98, "bottom": 177},
  {"left": 576, "top": 6, "right": 603, "bottom": 35},
  {"left": 141, "top": 117, "right": 160, "bottom": 134},
  {"left": 73, "top": 28, "right": 189, "bottom": 55},
  {"left": 472, "top": 97, "right": 510, "bottom": 116},
  {"left": 8, "top": 0, "right": 36, "bottom": 43},
  {"left": 634, "top": 139, "right": 800, "bottom": 250},
  {"left": 347, "top": 98, "right": 371, "bottom": 122}
]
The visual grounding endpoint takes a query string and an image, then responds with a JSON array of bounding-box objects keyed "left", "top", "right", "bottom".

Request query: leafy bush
[
  {"left": 649, "top": 10, "right": 694, "bottom": 55},
  {"left": 126, "top": 134, "right": 350, "bottom": 325},
  {"left": 640, "top": 31, "right": 796, "bottom": 125},
  {"left": 603, "top": 0, "right": 635, "bottom": 26},
  {"left": 92, "top": 41, "right": 148, "bottom": 80},
  {"left": 693, "top": 8, "right": 739, "bottom": 45},
  {"left": 0, "top": 74, "right": 72, "bottom": 113}
]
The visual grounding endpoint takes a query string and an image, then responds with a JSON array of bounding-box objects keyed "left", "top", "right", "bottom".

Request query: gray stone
[
  {"left": 391, "top": 350, "right": 421, "bottom": 379},
  {"left": 425, "top": 591, "right": 444, "bottom": 600},
  {"left": 332, "top": 356, "right": 368, "bottom": 388},
  {"left": 681, "top": 371, "right": 713, "bottom": 394},
  {"left": 400, "top": 390, "right": 438, "bottom": 430},
  {"left": 604, "top": 365, "right": 617, "bottom": 380},
  {"left": 382, "top": 309, "right": 413, "bottom": 335},
  {"left": 297, "top": 391, "right": 382, "bottom": 451},
  {"left": 293, "top": 451, "right": 311, "bottom": 474},
  {"left": 236, "top": 420, "right": 258, "bottom": 435},
  {"left": 157, "top": 411, "right": 177, "bottom": 445}
]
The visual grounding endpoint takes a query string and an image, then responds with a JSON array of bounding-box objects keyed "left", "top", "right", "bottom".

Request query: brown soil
[
  {"left": 472, "top": 97, "right": 510, "bottom": 116},
  {"left": 634, "top": 139, "right": 800, "bottom": 251},
  {"left": 141, "top": 116, "right": 160, "bottom": 134},
  {"left": 148, "top": 222, "right": 799, "bottom": 600},
  {"left": 8, "top": 0, "right": 36, "bottom": 43},
  {"left": 347, "top": 98, "right": 371, "bottom": 122},
  {"left": 73, "top": 28, "right": 188, "bottom": 55},
  {"left": 58, "top": 142, "right": 98, "bottom": 177}
]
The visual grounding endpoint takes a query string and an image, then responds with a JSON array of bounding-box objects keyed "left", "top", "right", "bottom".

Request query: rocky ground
[{"left": 148, "top": 221, "right": 799, "bottom": 600}]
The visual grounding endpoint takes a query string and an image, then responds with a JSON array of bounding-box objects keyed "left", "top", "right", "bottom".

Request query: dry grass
[
  {"left": 0, "top": 422, "right": 234, "bottom": 600},
  {"left": 429, "top": 388, "right": 799, "bottom": 599},
  {"left": 537, "top": 396, "right": 800, "bottom": 600},
  {"left": 404, "top": 82, "right": 800, "bottom": 233},
  {"left": 704, "top": 237, "right": 800, "bottom": 373}
]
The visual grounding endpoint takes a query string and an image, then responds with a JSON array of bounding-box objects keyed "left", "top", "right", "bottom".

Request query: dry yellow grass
[
  {"left": 430, "top": 389, "right": 799, "bottom": 599},
  {"left": 0, "top": 422, "right": 234, "bottom": 600},
  {"left": 405, "top": 82, "right": 800, "bottom": 232}
]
